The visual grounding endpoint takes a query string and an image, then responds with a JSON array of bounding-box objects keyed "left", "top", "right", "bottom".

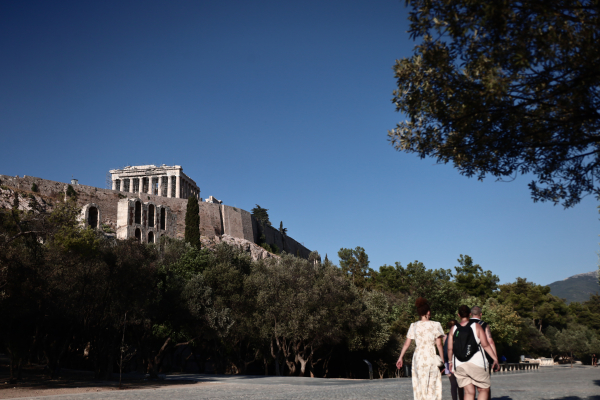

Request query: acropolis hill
[{"left": 0, "top": 165, "right": 311, "bottom": 259}]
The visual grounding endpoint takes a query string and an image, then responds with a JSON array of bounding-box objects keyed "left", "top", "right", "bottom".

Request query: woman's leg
[{"left": 448, "top": 374, "right": 458, "bottom": 400}]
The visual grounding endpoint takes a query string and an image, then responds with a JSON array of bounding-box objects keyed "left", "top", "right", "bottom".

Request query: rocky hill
[{"left": 548, "top": 270, "right": 600, "bottom": 304}]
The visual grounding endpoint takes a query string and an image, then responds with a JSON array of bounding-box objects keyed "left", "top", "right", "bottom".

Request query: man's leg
[
  {"left": 463, "top": 384, "right": 476, "bottom": 400},
  {"left": 476, "top": 386, "right": 490, "bottom": 400}
]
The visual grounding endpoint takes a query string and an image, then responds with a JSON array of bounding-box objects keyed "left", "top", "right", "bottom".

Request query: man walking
[
  {"left": 470, "top": 306, "right": 497, "bottom": 398},
  {"left": 470, "top": 307, "right": 497, "bottom": 360}
]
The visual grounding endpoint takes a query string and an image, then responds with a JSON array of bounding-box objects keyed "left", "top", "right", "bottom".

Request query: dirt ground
[{"left": 0, "top": 360, "right": 214, "bottom": 399}]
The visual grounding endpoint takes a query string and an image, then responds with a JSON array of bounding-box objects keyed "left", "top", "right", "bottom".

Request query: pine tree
[
  {"left": 251, "top": 205, "right": 271, "bottom": 226},
  {"left": 185, "top": 195, "right": 200, "bottom": 249}
]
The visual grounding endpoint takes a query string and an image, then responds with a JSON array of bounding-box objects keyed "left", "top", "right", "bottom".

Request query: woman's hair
[
  {"left": 415, "top": 297, "right": 431, "bottom": 316},
  {"left": 447, "top": 319, "right": 458, "bottom": 330},
  {"left": 458, "top": 305, "right": 471, "bottom": 318}
]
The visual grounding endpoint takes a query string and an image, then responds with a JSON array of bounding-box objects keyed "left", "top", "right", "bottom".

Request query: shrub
[
  {"left": 260, "top": 243, "right": 273, "bottom": 253},
  {"left": 31, "top": 183, "right": 39, "bottom": 192},
  {"left": 66, "top": 185, "right": 77, "bottom": 199},
  {"left": 101, "top": 224, "right": 115, "bottom": 234}
]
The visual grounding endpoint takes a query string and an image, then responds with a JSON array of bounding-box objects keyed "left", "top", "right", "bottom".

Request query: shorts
[{"left": 454, "top": 362, "right": 490, "bottom": 389}]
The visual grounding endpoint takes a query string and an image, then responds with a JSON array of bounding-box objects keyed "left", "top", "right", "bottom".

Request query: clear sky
[{"left": 1, "top": 0, "right": 597, "bottom": 286}]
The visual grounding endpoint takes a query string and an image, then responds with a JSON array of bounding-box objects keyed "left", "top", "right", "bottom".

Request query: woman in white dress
[{"left": 396, "top": 298, "right": 445, "bottom": 400}]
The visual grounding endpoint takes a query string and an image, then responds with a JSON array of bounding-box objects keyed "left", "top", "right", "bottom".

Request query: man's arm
[
  {"left": 477, "top": 324, "right": 499, "bottom": 371},
  {"left": 485, "top": 325, "right": 498, "bottom": 360}
]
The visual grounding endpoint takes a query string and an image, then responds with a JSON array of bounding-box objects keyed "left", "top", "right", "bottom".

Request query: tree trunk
[
  {"left": 50, "top": 326, "right": 75, "bottom": 379},
  {"left": 148, "top": 337, "right": 172, "bottom": 379},
  {"left": 270, "top": 339, "right": 281, "bottom": 376},
  {"left": 294, "top": 342, "right": 313, "bottom": 377}
]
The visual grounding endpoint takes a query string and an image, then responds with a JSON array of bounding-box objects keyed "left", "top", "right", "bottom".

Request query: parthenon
[{"left": 109, "top": 165, "right": 200, "bottom": 199}]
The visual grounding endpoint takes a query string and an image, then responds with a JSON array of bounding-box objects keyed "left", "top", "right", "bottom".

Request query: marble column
[
  {"left": 112, "top": 179, "right": 116, "bottom": 191},
  {"left": 167, "top": 176, "right": 172, "bottom": 198},
  {"left": 176, "top": 175, "right": 181, "bottom": 199},
  {"left": 158, "top": 176, "right": 163, "bottom": 197},
  {"left": 128, "top": 178, "right": 133, "bottom": 193}
]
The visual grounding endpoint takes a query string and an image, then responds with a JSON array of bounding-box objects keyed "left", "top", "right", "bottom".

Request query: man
[
  {"left": 471, "top": 306, "right": 497, "bottom": 398},
  {"left": 448, "top": 305, "right": 499, "bottom": 400},
  {"left": 470, "top": 306, "right": 497, "bottom": 361}
]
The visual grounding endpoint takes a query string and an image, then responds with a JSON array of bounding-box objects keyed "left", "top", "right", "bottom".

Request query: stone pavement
[{"left": 18, "top": 365, "right": 600, "bottom": 400}]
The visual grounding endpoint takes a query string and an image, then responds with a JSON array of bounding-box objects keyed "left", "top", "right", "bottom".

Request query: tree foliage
[
  {"left": 2, "top": 184, "right": 600, "bottom": 378},
  {"left": 251, "top": 205, "right": 271, "bottom": 226},
  {"left": 184, "top": 195, "right": 200, "bottom": 249},
  {"left": 454, "top": 255, "right": 499, "bottom": 298},
  {"left": 495, "top": 277, "right": 569, "bottom": 331},
  {"left": 338, "top": 246, "right": 370, "bottom": 286},
  {"left": 389, "top": 0, "right": 600, "bottom": 207}
]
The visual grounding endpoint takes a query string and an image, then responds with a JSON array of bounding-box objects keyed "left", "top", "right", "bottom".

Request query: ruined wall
[{"left": 0, "top": 174, "right": 312, "bottom": 257}]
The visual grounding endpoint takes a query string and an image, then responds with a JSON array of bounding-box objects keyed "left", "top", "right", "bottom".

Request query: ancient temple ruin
[
  {"left": 0, "top": 166, "right": 312, "bottom": 258},
  {"left": 110, "top": 165, "right": 200, "bottom": 199}
]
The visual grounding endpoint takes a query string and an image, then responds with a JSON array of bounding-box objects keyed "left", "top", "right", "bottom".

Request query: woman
[
  {"left": 447, "top": 305, "right": 499, "bottom": 400},
  {"left": 443, "top": 320, "right": 464, "bottom": 400},
  {"left": 397, "top": 298, "right": 445, "bottom": 400}
]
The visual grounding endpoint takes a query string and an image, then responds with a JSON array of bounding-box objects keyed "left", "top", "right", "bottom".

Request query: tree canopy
[
  {"left": 389, "top": 0, "right": 600, "bottom": 207},
  {"left": 3, "top": 185, "right": 600, "bottom": 377},
  {"left": 251, "top": 205, "right": 271, "bottom": 226},
  {"left": 454, "top": 255, "right": 499, "bottom": 298}
]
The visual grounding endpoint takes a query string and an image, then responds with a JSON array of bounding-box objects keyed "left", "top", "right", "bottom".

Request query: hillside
[{"left": 548, "top": 271, "right": 600, "bottom": 304}]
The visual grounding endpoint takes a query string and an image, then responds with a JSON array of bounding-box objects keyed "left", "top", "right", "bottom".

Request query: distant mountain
[{"left": 548, "top": 271, "right": 600, "bottom": 304}]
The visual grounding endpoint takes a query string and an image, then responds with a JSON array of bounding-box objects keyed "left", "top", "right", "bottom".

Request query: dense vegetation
[{"left": 1, "top": 191, "right": 599, "bottom": 382}]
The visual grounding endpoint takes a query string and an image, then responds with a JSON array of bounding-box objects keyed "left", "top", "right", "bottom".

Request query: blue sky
[{"left": 1, "top": 0, "right": 597, "bottom": 286}]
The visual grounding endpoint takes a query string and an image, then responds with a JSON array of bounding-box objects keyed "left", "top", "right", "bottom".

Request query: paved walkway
[{"left": 18, "top": 365, "right": 600, "bottom": 400}]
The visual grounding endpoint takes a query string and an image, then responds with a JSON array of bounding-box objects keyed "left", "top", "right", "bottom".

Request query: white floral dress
[{"left": 407, "top": 320, "right": 445, "bottom": 400}]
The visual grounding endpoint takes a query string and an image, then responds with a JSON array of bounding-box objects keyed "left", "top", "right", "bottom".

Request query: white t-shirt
[{"left": 450, "top": 322, "right": 488, "bottom": 370}]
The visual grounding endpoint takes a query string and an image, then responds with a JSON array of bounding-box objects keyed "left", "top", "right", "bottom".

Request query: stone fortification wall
[
  {"left": 199, "top": 202, "right": 223, "bottom": 237},
  {"left": 0, "top": 174, "right": 311, "bottom": 257},
  {"left": 262, "top": 224, "right": 311, "bottom": 258}
]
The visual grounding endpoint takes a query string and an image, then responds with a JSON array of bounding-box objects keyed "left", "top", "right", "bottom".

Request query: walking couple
[{"left": 396, "top": 299, "right": 499, "bottom": 400}]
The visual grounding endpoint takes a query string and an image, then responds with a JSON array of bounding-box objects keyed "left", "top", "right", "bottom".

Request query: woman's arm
[
  {"left": 396, "top": 337, "right": 412, "bottom": 369},
  {"left": 476, "top": 324, "right": 499, "bottom": 371}
]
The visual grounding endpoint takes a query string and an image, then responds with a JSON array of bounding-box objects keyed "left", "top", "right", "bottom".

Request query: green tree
[
  {"left": 184, "top": 195, "right": 200, "bottom": 249},
  {"left": 30, "top": 183, "right": 38, "bottom": 192},
  {"left": 495, "top": 278, "right": 568, "bottom": 331},
  {"left": 279, "top": 221, "right": 287, "bottom": 236},
  {"left": 247, "top": 254, "right": 368, "bottom": 376},
  {"left": 389, "top": 0, "right": 600, "bottom": 207},
  {"left": 338, "top": 247, "right": 370, "bottom": 286},
  {"left": 279, "top": 221, "right": 287, "bottom": 253},
  {"left": 386, "top": 261, "right": 462, "bottom": 329},
  {"left": 454, "top": 255, "right": 499, "bottom": 298},
  {"left": 555, "top": 326, "right": 590, "bottom": 366},
  {"left": 568, "top": 299, "right": 600, "bottom": 334},
  {"left": 65, "top": 184, "right": 77, "bottom": 199},
  {"left": 252, "top": 205, "right": 271, "bottom": 226}
]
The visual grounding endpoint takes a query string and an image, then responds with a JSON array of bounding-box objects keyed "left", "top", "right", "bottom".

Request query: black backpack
[{"left": 453, "top": 321, "right": 485, "bottom": 368}]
